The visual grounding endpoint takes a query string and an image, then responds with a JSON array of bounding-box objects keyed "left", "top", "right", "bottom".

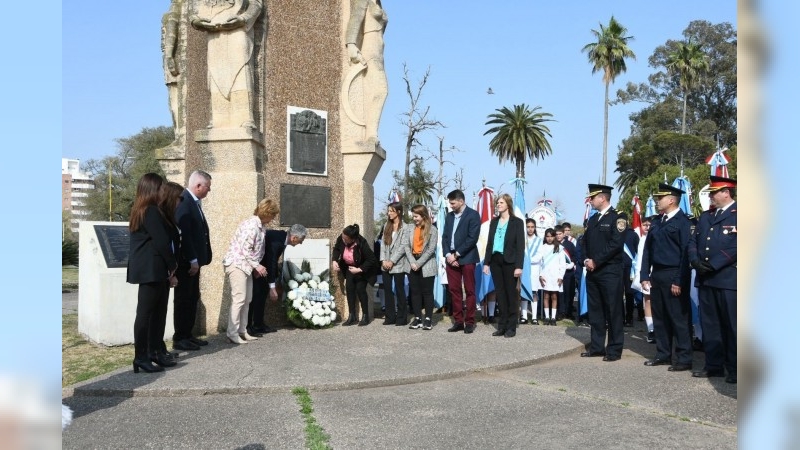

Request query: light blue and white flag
[{"left": 512, "top": 177, "right": 534, "bottom": 301}]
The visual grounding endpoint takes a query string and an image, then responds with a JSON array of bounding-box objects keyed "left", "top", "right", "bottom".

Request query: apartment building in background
[{"left": 62, "top": 158, "right": 94, "bottom": 234}]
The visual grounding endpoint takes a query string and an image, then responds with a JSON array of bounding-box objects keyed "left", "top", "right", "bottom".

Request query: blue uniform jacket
[
  {"left": 688, "top": 202, "right": 737, "bottom": 290},
  {"left": 641, "top": 209, "right": 692, "bottom": 288}
]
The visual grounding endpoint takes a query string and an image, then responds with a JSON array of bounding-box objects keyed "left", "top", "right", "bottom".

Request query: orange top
[{"left": 413, "top": 227, "right": 424, "bottom": 255}]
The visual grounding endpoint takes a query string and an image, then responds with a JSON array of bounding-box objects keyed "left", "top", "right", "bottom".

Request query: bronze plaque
[
  {"left": 289, "top": 109, "right": 327, "bottom": 175},
  {"left": 94, "top": 224, "right": 131, "bottom": 268},
  {"left": 279, "top": 184, "right": 331, "bottom": 228}
]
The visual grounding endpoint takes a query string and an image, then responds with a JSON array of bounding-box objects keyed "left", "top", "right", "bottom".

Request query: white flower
[
  {"left": 303, "top": 272, "right": 312, "bottom": 281},
  {"left": 322, "top": 317, "right": 331, "bottom": 326},
  {"left": 288, "top": 280, "right": 299, "bottom": 289},
  {"left": 287, "top": 290, "right": 297, "bottom": 300},
  {"left": 308, "top": 280, "right": 318, "bottom": 289},
  {"left": 330, "top": 311, "right": 337, "bottom": 321},
  {"left": 302, "top": 309, "right": 313, "bottom": 320},
  {"left": 297, "top": 304, "right": 306, "bottom": 312},
  {"left": 292, "top": 299, "right": 301, "bottom": 309},
  {"left": 330, "top": 301, "right": 335, "bottom": 309},
  {"left": 298, "top": 284, "right": 309, "bottom": 293},
  {"left": 294, "top": 274, "right": 305, "bottom": 282},
  {"left": 318, "top": 281, "right": 329, "bottom": 291},
  {"left": 312, "top": 275, "right": 321, "bottom": 283}
]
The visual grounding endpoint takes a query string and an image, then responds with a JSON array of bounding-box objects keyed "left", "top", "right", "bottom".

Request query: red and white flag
[{"left": 631, "top": 195, "right": 643, "bottom": 237}]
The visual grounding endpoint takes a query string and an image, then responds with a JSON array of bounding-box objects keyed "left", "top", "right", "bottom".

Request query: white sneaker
[
  {"left": 228, "top": 335, "right": 248, "bottom": 344},
  {"left": 240, "top": 332, "right": 259, "bottom": 341}
]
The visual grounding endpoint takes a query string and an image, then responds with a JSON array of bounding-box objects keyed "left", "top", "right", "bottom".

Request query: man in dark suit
[
  {"left": 555, "top": 225, "right": 579, "bottom": 320},
  {"left": 616, "top": 213, "right": 640, "bottom": 327},
  {"left": 640, "top": 184, "right": 693, "bottom": 372},
  {"left": 248, "top": 224, "right": 308, "bottom": 336},
  {"left": 580, "top": 184, "right": 625, "bottom": 361},
  {"left": 441, "top": 189, "right": 481, "bottom": 334},
  {"left": 689, "top": 176, "right": 737, "bottom": 384},
  {"left": 173, "top": 170, "right": 213, "bottom": 351}
]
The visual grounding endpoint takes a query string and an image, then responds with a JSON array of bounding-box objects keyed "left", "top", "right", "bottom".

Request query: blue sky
[
  {"left": 63, "top": 1, "right": 736, "bottom": 224},
  {"left": 18, "top": 0, "right": 795, "bottom": 442}
]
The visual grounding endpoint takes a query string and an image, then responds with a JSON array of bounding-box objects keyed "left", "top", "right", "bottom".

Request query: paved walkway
[{"left": 63, "top": 299, "right": 736, "bottom": 449}]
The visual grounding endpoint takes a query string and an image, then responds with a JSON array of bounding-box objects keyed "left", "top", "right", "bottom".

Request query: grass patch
[
  {"left": 621, "top": 402, "right": 630, "bottom": 407},
  {"left": 558, "top": 387, "right": 567, "bottom": 392},
  {"left": 63, "top": 266, "right": 79, "bottom": 290},
  {"left": 62, "top": 314, "right": 133, "bottom": 387},
  {"left": 292, "top": 387, "right": 332, "bottom": 450},
  {"left": 527, "top": 381, "right": 538, "bottom": 385}
]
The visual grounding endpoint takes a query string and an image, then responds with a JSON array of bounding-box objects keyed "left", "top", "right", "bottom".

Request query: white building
[{"left": 62, "top": 158, "right": 94, "bottom": 234}]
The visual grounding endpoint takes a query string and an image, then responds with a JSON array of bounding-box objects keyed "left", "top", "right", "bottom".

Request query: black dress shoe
[
  {"left": 246, "top": 328, "right": 264, "bottom": 337},
  {"left": 487, "top": 316, "right": 496, "bottom": 324},
  {"left": 504, "top": 329, "right": 516, "bottom": 338},
  {"left": 133, "top": 359, "right": 164, "bottom": 373},
  {"left": 189, "top": 337, "right": 208, "bottom": 346},
  {"left": 692, "top": 369, "right": 725, "bottom": 378},
  {"left": 150, "top": 352, "right": 177, "bottom": 368},
  {"left": 644, "top": 358, "right": 671, "bottom": 366},
  {"left": 395, "top": 319, "right": 408, "bottom": 326},
  {"left": 342, "top": 316, "right": 357, "bottom": 326},
  {"left": 531, "top": 319, "right": 539, "bottom": 325},
  {"left": 358, "top": 317, "right": 371, "bottom": 326},
  {"left": 382, "top": 318, "right": 396, "bottom": 325},
  {"left": 448, "top": 323, "right": 465, "bottom": 332},
  {"left": 668, "top": 364, "right": 692, "bottom": 372},
  {"left": 492, "top": 329, "right": 506, "bottom": 337},
  {"left": 603, "top": 355, "right": 620, "bottom": 362},
  {"left": 725, "top": 374, "right": 737, "bottom": 384},
  {"left": 464, "top": 324, "right": 476, "bottom": 334},
  {"left": 173, "top": 339, "right": 200, "bottom": 351},
  {"left": 580, "top": 351, "right": 605, "bottom": 357}
]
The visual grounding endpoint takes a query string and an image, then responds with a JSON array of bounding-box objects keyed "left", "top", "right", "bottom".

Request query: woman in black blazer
[
  {"left": 127, "top": 173, "right": 180, "bottom": 373},
  {"left": 483, "top": 193, "right": 525, "bottom": 338},
  {"left": 331, "top": 224, "right": 378, "bottom": 326}
]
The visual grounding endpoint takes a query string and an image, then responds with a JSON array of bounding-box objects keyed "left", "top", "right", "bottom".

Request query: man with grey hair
[
  {"left": 248, "top": 224, "right": 307, "bottom": 335},
  {"left": 173, "top": 170, "right": 213, "bottom": 351}
]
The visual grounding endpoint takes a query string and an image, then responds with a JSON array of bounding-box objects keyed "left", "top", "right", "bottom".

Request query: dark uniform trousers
[
  {"left": 650, "top": 267, "right": 692, "bottom": 365},
  {"left": 698, "top": 286, "right": 737, "bottom": 374},
  {"left": 586, "top": 265, "right": 624, "bottom": 357},
  {"left": 249, "top": 276, "right": 269, "bottom": 329},
  {"left": 173, "top": 262, "right": 201, "bottom": 341}
]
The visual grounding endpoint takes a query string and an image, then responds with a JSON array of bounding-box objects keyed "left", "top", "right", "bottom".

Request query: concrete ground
[{"left": 62, "top": 296, "right": 736, "bottom": 449}]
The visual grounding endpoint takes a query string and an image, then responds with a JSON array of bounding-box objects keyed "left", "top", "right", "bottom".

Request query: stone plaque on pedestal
[
  {"left": 287, "top": 106, "right": 327, "bottom": 176},
  {"left": 93, "top": 225, "right": 131, "bottom": 268},
  {"left": 280, "top": 184, "right": 331, "bottom": 228}
]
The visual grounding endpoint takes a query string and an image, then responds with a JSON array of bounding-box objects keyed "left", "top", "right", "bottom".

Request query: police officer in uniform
[
  {"left": 640, "top": 184, "right": 693, "bottom": 371},
  {"left": 580, "top": 184, "right": 625, "bottom": 361},
  {"left": 689, "top": 176, "right": 737, "bottom": 384}
]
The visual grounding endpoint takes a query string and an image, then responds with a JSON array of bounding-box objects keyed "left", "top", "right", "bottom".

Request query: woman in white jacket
[{"left": 534, "top": 228, "right": 574, "bottom": 325}]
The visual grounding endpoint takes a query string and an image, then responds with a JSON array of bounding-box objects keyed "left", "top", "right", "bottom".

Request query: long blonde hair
[{"left": 411, "top": 204, "right": 432, "bottom": 246}]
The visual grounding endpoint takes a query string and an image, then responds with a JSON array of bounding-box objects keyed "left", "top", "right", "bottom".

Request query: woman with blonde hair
[
  {"left": 222, "top": 198, "right": 279, "bottom": 344},
  {"left": 404, "top": 205, "right": 439, "bottom": 330}
]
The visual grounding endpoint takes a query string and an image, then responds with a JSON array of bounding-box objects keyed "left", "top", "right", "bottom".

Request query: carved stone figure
[
  {"left": 343, "top": 0, "right": 388, "bottom": 144},
  {"left": 161, "top": 0, "right": 184, "bottom": 146},
  {"left": 190, "top": 0, "right": 264, "bottom": 130}
]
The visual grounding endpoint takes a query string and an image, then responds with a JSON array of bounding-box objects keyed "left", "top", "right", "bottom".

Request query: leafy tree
[
  {"left": 62, "top": 239, "right": 79, "bottom": 266},
  {"left": 582, "top": 16, "right": 636, "bottom": 184},
  {"left": 484, "top": 104, "right": 554, "bottom": 179},
  {"left": 666, "top": 40, "right": 710, "bottom": 134},
  {"left": 614, "top": 20, "right": 736, "bottom": 145},
  {"left": 82, "top": 127, "right": 172, "bottom": 221}
]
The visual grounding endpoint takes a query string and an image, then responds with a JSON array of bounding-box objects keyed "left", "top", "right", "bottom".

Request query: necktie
[
  {"left": 714, "top": 208, "right": 721, "bottom": 217},
  {"left": 196, "top": 200, "right": 205, "bottom": 220}
]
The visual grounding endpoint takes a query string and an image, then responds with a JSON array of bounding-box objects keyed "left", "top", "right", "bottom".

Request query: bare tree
[
  {"left": 400, "top": 63, "right": 444, "bottom": 202},
  {"left": 418, "top": 135, "right": 462, "bottom": 199}
]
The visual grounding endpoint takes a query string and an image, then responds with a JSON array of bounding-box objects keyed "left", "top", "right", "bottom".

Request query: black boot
[
  {"left": 133, "top": 358, "right": 164, "bottom": 373},
  {"left": 358, "top": 296, "right": 371, "bottom": 326},
  {"left": 342, "top": 315, "right": 357, "bottom": 326}
]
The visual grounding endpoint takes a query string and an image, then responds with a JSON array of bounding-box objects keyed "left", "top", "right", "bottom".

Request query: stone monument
[{"left": 156, "top": 0, "right": 388, "bottom": 334}]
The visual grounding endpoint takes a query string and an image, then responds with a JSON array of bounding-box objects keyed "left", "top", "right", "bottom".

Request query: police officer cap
[
  {"left": 708, "top": 176, "right": 736, "bottom": 192},
  {"left": 587, "top": 184, "right": 613, "bottom": 197},
  {"left": 654, "top": 183, "right": 684, "bottom": 198}
]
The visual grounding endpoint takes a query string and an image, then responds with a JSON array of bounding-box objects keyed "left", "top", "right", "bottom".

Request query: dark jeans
[
  {"left": 173, "top": 262, "right": 201, "bottom": 341},
  {"left": 382, "top": 271, "right": 408, "bottom": 322},
  {"left": 408, "top": 270, "right": 434, "bottom": 319},
  {"left": 134, "top": 280, "right": 170, "bottom": 360}
]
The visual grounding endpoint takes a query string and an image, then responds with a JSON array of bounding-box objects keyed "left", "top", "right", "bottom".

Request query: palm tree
[
  {"left": 582, "top": 16, "right": 636, "bottom": 185},
  {"left": 666, "top": 40, "right": 709, "bottom": 134},
  {"left": 484, "top": 104, "right": 554, "bottom": 179}
]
